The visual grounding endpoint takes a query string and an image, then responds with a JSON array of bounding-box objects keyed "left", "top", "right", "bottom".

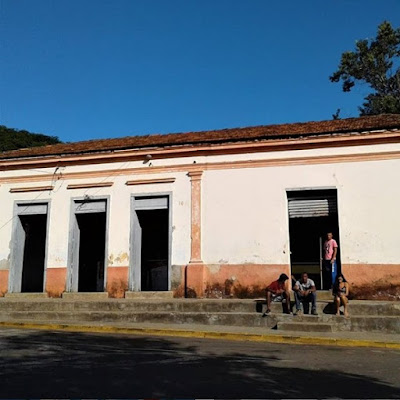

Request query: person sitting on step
[
  {"left": 263, "top": 273, "right": 291, "bottom": 316},
  {"left": 293, "top": 272, "right": 318, "bottom": 315},
  {"left": 333, "top": 274, "right": 350, "bottom": 318}
]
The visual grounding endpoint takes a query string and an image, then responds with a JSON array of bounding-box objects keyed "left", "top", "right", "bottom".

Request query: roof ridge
[{"left": 1, "top": 114, "right": 399, "bottom": 160}]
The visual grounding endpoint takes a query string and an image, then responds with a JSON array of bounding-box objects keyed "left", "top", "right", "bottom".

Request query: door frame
[
  {"left": 66, "top": 196, "right": 110, "bottom": 292},
  {"left": 129, "top": 192, "right": 172, "bottom": 292},
  {"left": 9, "top": 200, "right": 51, "bottom": 293},
  {"left": 286, "top": 186, "right": 340, "bottom": 288}
]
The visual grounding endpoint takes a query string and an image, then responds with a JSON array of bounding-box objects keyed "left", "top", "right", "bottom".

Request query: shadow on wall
[{"left": 0, "top": 329, "right": 399, "bottom": 398}]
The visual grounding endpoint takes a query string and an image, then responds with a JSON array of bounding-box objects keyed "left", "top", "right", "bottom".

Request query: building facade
[{"left": 0, "top": 115, "right": 399, "bottom": 299}]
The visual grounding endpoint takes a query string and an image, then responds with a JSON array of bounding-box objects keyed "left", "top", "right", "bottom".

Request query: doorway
[
  {"left": 287, "top": 189, "right": 340, "bottom": 290},
  {"left": 131, "top": 195, "right": 170, "bottom": 291},
  {"left": 68, "top": 199, "right": 107, "bottom": 292},
  {"left": 76, "top": 213, "right": 106, "bottom": 292},
  {"left": 10, "top": 203, "right": 48, "bottom": 293}
]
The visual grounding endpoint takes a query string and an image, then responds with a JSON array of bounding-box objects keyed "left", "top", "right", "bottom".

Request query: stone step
[
  {"left": 274, "top": 313, "right": 400, "bottom": 334},
  {"left": 62, "top": 292, "right": 109, "bottom": 300},
  {"left": 0, "top": 298, "right": 269, "bottom": 313},
  {"left": 0, "top": 298, "right": 398, "bottom": 316},
  {"left": 290, "top": 291, "right": 333, "bottom": 301},
  {"left": 278, "top": 321, "right": 333, "bottom": 333},
  {"left": 4, "top": 292, "right": 49, "bottom": 299},
  {"left": 0, "top": 299, "right": 258, "bottom": 313},
  {"left": 263, "top": 301, "right": 400, "bottom": 316},
  {"left": 125, "top": 291, "right": 174, "bottom": 299},
  {"left": 0, "top": 310, "right": 272, "bottom": 329},
  {"left": 0, "top": 310, "right": 399, "bottom": 334},
  {"left": 341, "top": 315, "right": 400, "bottom": 334}
]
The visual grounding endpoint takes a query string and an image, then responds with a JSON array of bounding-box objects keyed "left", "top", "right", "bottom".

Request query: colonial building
[{"left": 0, "top": 114, "right": 399, "bottom": 299}]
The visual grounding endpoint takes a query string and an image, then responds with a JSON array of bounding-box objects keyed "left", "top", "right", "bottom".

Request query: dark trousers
[
  {"left": 294, "top": 291, "right": 317, "bottom": 313},
  {"left": 322, "top": 260, "right": 332, "bottom": 289}
]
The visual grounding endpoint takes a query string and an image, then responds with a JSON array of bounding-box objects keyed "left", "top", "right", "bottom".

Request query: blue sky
[{"left": 1, "top": 0, "right": 399, "bottom": 143}]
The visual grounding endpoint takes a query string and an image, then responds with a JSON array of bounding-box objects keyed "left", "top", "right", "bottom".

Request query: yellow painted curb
[{"left": 0, "top": 321, "right": 399, "bottom": 349}]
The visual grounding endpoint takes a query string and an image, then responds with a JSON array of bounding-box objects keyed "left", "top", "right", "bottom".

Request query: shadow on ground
[{"left": 0, "top": 328, "right": 399, "bottom": 398}]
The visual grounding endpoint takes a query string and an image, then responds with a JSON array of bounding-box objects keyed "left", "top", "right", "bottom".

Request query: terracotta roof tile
[{"left": 1, "top": 114, "right": 399, "bottom": 160}]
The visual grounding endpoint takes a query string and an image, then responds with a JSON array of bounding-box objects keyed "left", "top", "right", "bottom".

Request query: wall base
[
  {"left": 106, "top": 266, "right": 128, "bottom": 298},
  {"left": 182, "top": 263, "right": 290, "bottom": 299},
  {"left": 45, "top": 268, "right": 67, "bottom": 298},
  {"left": 342, "top": 264, "right": 400, "bottom": 300}
]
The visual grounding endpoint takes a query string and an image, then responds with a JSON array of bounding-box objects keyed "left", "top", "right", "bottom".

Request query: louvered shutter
[{"left": 288, "top": 195, "right": 337, "bottom": 218}]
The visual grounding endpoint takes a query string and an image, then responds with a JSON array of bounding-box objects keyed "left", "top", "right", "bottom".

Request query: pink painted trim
[{"left": 188, "top": 171, "right": 203, "bottom": 263}]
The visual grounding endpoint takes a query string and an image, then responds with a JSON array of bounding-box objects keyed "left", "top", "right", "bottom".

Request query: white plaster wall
[
  {"left": 0, "top": 171, "right": 191, "bottom": 276},
  {"left": 0, "top": 140, "right": 399, "bottom": 277},
  {"left": 0, "top": 186, "right": 56, "bottom": 269},
  {"left": 202, "top": 158, "right": 400, "bottom": 265},
  {"left": 202, "top": 168, "right": 290, "bottom": 265},
  {"left": 2, "top": 142, "right": 400, "bottom": 181},
  {"left": 0, "top": 185, "right": 16, "bottom": 268},
  {"left": 336, "top": 159, "right": 400, "bottom": 264}
]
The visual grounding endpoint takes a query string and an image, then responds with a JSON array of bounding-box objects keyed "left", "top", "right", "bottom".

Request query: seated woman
[{"left": 333, "top": 274, "right": 350, "bottom": 318}]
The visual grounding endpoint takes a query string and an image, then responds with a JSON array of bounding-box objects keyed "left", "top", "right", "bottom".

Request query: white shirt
[{"left": 295, "top": 278, "right": 315, "bottom": 291}]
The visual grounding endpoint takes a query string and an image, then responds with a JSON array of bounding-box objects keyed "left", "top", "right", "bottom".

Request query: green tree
[
  {"left": 0, "top": 125, "right": 62, "bottom": 152},
  {"left": 330, "top": 21, "right": 400, "bottom": 116}
]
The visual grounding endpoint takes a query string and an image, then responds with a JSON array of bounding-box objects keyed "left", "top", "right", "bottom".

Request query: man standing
[
  {"left": 293, "top": 272, "right": 318, "bottom": 315},
  {"left": 323, "top": 232, "right": 338, "bottom": 289}
]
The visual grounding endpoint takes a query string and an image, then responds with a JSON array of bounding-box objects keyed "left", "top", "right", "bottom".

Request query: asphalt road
[{"left": 0, "top": 327, "right": 399, "bottom": 399}]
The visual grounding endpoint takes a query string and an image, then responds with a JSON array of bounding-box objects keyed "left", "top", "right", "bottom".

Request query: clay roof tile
[{"left": 1, "top": 114, "right": 399, "bottom": 160}]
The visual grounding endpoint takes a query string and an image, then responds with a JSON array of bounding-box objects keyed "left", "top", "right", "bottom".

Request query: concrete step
[
  {"left": 0, "top": 299, "right": 259, "bottom": 313},
  {"left": 0, "top": 298, "right": 265, "bottom": 313},
  {"left": 278, "top": 321, "right": 333, "bottom": 333},
  {"left": 125, "top": 291, "right": 174, "bottom": 299},
  {"left": 270, "top": 300, "right": 400, "bottom": 316},
  {"left": 0, "top": 310, "right": 399, "bottom": 334},
  {"left": 0, "top": 310, "right": 273, "bottom": 329},
  {"left": 4, "top": 292, "right": 49, "bottom": 299},
  {"left": 290, "top": 290, "right": 333, "bottom": 301},
  {"left": 278, "top": 314, "right": 400, "bottom": 334},
  {"left": 341, "top": 315, "right": 400, "bottom": 334},
  {"left": 0, "top": 298, "right": 398, "bottom": 316},
  {"left": 62, "top": 292, "right": 109, "bottom": 300},
  {"left": 0, "top": 310, "right": 308, "bottom": 329},
  {"left": 1, "top": 319, "right": 399, "bottom": 348}
]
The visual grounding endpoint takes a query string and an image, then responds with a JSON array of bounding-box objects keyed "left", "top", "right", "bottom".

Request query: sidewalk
[{"left": 1, "top": 318, "right": 399, "bottom": 349}]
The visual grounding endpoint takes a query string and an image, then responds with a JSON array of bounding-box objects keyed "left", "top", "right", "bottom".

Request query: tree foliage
[
  {"left": 330, "top": 21, "right": 400, "bottom": 116},
  {"left": 0, "top": 125, "right": 61, "bottom": 152}
]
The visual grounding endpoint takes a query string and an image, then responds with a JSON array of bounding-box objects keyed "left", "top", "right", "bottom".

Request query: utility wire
[
  {"left": 0, "top": 160, "right": 132, "bottom": 231},
  {"left": 0, "top": 190, "right": 48, "bottom": 233},
  {"left": 81, "top": 161, "right": 130, "bottom": 199},
  {"left": 0, "top": 166, "right": 60, "bottom": 233}
]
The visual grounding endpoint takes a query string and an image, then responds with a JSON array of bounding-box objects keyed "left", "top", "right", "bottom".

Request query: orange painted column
[
  {"left": 106, "top": 266, "right": 129, "bottom": 298},
  {"left": 188, "top": 170, "right": 203, "bottom": 264},
  {"left": 45, "top": 267, "right": 67, "bottom": 297},
  {"left": 0, "top": 270, "right": 9, "bottom": 297},
  {"left": 186, "top": 171, "right": 206, "bottom": 297}
]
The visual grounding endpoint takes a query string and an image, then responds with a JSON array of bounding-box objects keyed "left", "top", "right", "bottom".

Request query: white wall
[
  {"left": 0, "top": 141, "right": 399, "bottom": 278},
  {"left": 202, "top": 157, "right": 400, "bottom": 265},
  {"left": 0, "top": 171, "right": 191, "bottom": 274}
]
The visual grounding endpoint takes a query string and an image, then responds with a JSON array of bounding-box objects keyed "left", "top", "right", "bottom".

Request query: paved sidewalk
[{"left": 1, "top": 318, "right": 399, "bottom": 348}]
